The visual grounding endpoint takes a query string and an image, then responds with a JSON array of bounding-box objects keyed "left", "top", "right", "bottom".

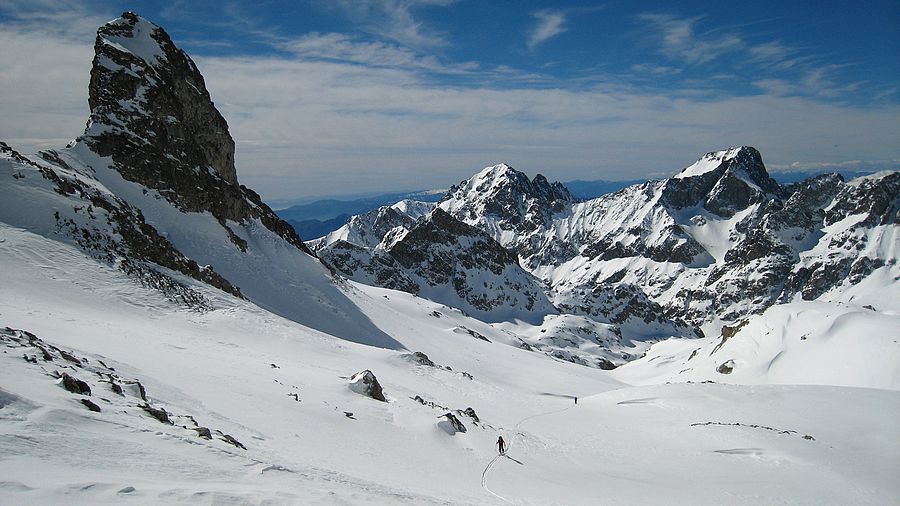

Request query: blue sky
[{"left": 1, "top": 0, "right": 898, "bottom": 204}]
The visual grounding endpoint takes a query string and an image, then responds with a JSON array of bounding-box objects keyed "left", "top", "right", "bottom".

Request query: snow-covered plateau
[{"left": 1, "top": 11, "right": 898, "bottom": 505}]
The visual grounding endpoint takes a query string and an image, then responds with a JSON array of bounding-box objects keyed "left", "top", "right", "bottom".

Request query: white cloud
[
  {"left": 528, "top": 10, "right": 567, "bottom": 49},
  {"left": 190, "top": 53, "right": 900, "bottom": 200},
  {"left": 639, "top": 13, "right": 743, "bottom": 65},
  {"left": 0, "top": 4, "right": 897, "bottom": 203},
  {"left": 323, "top": 0, "right": 456, "bottom": 48},
  {"left": 279, "top": 32, "right": 478, "bottom": 74}
]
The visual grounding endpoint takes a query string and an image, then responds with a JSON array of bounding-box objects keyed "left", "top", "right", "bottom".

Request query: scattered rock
[
  {"left": 348, "top": 370, "right": 386, "bottom": 402},
  {"left": 412, "top": 395, "right": 447, "bottom": 410},
  {"left": 81, "top": 399, "right": 102, "bottom": 412},
  {"left": 716, "top": 360, "right": 735, "bottom": 374},
  {"left": 218, "top": 432, "right": 246, "bottom": 450},
  {"left": 118, "top": 486, "right": 136, "bottom": 494},
  {"left": 270, "top": 363, "right": 280, "bottom": 368},
  {"left": 141, "top": 403, "right": 170, "bottom": 424},
  {"left": 110, "top": 381, "right": 124, "bottom": 396},
  {"left": 344, "top": 411, "right": 355, "bottom": 419},
  {"left": 461, "top": 407, "right": 479, "bottom": 422},
  {"left": 61, "top": 373, "right": 91, "bottom": 396},
  {"left": 195, "top": 427, "right": 212, "bottom": 439},
  {"left": 55, "top": 347, "right": 82, "bottom": 365},
  {"left": 287, "top": 393, "right": 300, "bottom": 402}
]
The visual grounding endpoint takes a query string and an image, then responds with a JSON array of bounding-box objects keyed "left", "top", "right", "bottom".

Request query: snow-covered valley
[{"left": 2, "top": 224, "right": 897, "bottom": 504}]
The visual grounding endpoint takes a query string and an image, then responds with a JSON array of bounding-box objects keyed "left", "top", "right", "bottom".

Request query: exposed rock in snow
[
  {"left": 404, "top": 351, "right": 435, "bottom": 367},
  {"left": 349, "top": 370, "right": 386, "bottom": 402},
  {"left": 439, "top": 412, "right": 467, "bottom": 434},
  {"left": 81, "top": 399, "right": 102, "bottom": 412},
  {"left": 60, "top": 373, "right": 92, "bottom": 396}
]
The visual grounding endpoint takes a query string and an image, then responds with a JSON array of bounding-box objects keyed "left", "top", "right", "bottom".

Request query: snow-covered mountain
[
  {"left": 0, "top": 12, "right": 396, "bottom": 348},
  {"left": 1, "top": 12, "right": 898, "bottom": 505},
  {"left": 319, "top": 149, "right": 898, "bottom": 368},
  {"left": 315, "top": 207, "right": 555, "bottom": 324},
  {"left": 434, "top": 148, "right": 898, "bottom": 333}
]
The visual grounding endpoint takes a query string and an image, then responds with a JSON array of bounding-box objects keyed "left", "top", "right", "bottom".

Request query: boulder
[
  {"left": 61, "top": 373, "right": 91, "bottom": 396},
  {"left": 348, "top": 370, "right": 386, "bottom": 402},
  {"left": 439, "top": 412, "right": 467, "bottom": 434},
  {"left": 717, "top": 359, "right": 736, "bottom": 374},
  {"left": 407, "top": 351, "right": 435, "bottom": 367},
  {"left": 141, "top": 403, "right": 170, "bottom": 424}
]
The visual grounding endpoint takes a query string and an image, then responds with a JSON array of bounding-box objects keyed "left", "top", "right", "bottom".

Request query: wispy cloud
[
  {"left": 753, "top": 64, "right": 863, "bottom": 100},
  {"left": 322, "top": 0, "right": 456, "bottom": 48},
  {"left": 629, "top": 63, "right": 682, "bottom": 76},
  {"left": 638, "top": 13, "right": 742, "bottom": 64},
  {"left": 528, "top": 10, "right": 567, "bottom": 50},
  {"left": 279, "top": 32, "right": 478, "bottom": 74}
]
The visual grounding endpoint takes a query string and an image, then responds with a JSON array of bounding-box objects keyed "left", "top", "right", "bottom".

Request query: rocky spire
[
  {"left": 85, "top": 11, "right": 235, "bottom": 185},
  {"left": 80, "top": 12, "right": 311, "bottom": 254}
]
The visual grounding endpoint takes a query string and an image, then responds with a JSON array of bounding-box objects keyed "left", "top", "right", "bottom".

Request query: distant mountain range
[{"left": 282, "top": 171, "right": 882, "bottom": 240}]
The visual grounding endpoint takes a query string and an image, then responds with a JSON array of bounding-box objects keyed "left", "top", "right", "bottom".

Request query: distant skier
[
  {"left": 574, "top": 396, "right": 578, "bottom": 405},
  {"left": 497, "top": 436, "right": 505, "bottom": 455}
]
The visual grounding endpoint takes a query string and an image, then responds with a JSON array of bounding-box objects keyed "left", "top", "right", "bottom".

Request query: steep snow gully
[{"left": 482, "top": 401, "right": 576, "bottom": 504}]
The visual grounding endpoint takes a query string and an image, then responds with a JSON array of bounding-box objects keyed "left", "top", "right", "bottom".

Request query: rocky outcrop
[
  {"left": 61, "top": 373, "right": 92, "bottom": 396},
  {"left": 439, "top": 412, "right": 467, "bottom": 434},
  {"left": 80, "top": 12, "right": 310, "bottom": 255},
  {"left": 348, "top": 370, "right": 386, "bottom": 402}
]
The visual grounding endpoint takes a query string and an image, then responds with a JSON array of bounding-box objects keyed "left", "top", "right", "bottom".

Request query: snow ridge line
[{"left": 481, "top": 403, "right": 575, "bottom": 504}]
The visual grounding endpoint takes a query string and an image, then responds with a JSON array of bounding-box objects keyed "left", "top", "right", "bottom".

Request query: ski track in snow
[{"left": 481, "top": 403, "right": 575, "bottom": 504}]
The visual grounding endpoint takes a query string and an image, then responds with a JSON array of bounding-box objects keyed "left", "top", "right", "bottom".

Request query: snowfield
[{"left": 2, "top": 223, "right": 898, "bottom": 505}]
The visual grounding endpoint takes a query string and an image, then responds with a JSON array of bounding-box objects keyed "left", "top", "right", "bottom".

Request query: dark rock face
[
  {"left": 81, "top": 12, "right": 310, "bottom": 255},
  {"left": 88, "top": 12, "right": 235, "bottom": 184},
  {"left": 318, "top": 208, "right": 554, "bottom": 320},
  {"left": 662, "top": 147, "right": 781, "bottom": 217},
  {"left": 318, "top": 240, "right": 419, "bottom": 294},
  {"left": 391, "top": 209, "right": 517, "bottom": 274}
]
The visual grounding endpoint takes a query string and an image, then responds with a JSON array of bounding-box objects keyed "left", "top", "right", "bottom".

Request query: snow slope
[{"left": 1, "top": 222, "right": 898, "bottom": 504}]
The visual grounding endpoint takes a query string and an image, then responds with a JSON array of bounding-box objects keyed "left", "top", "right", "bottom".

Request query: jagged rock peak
[
  {"left": 86, "top": 11, "right": 236, "bottom": 185},
  {"left": 662, "top": 146, "right": 782, "bottom": 216},
  {"left": 461, "top": 163, "right": 573, "bottom": 203},
  {"left": 675, "top": 146, "right": 778, "bottom": 192}
]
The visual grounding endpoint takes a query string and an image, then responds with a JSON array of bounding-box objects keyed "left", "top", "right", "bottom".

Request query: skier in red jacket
[{"left": 497, "top": 436, "right": 505, "bottom": 454}]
